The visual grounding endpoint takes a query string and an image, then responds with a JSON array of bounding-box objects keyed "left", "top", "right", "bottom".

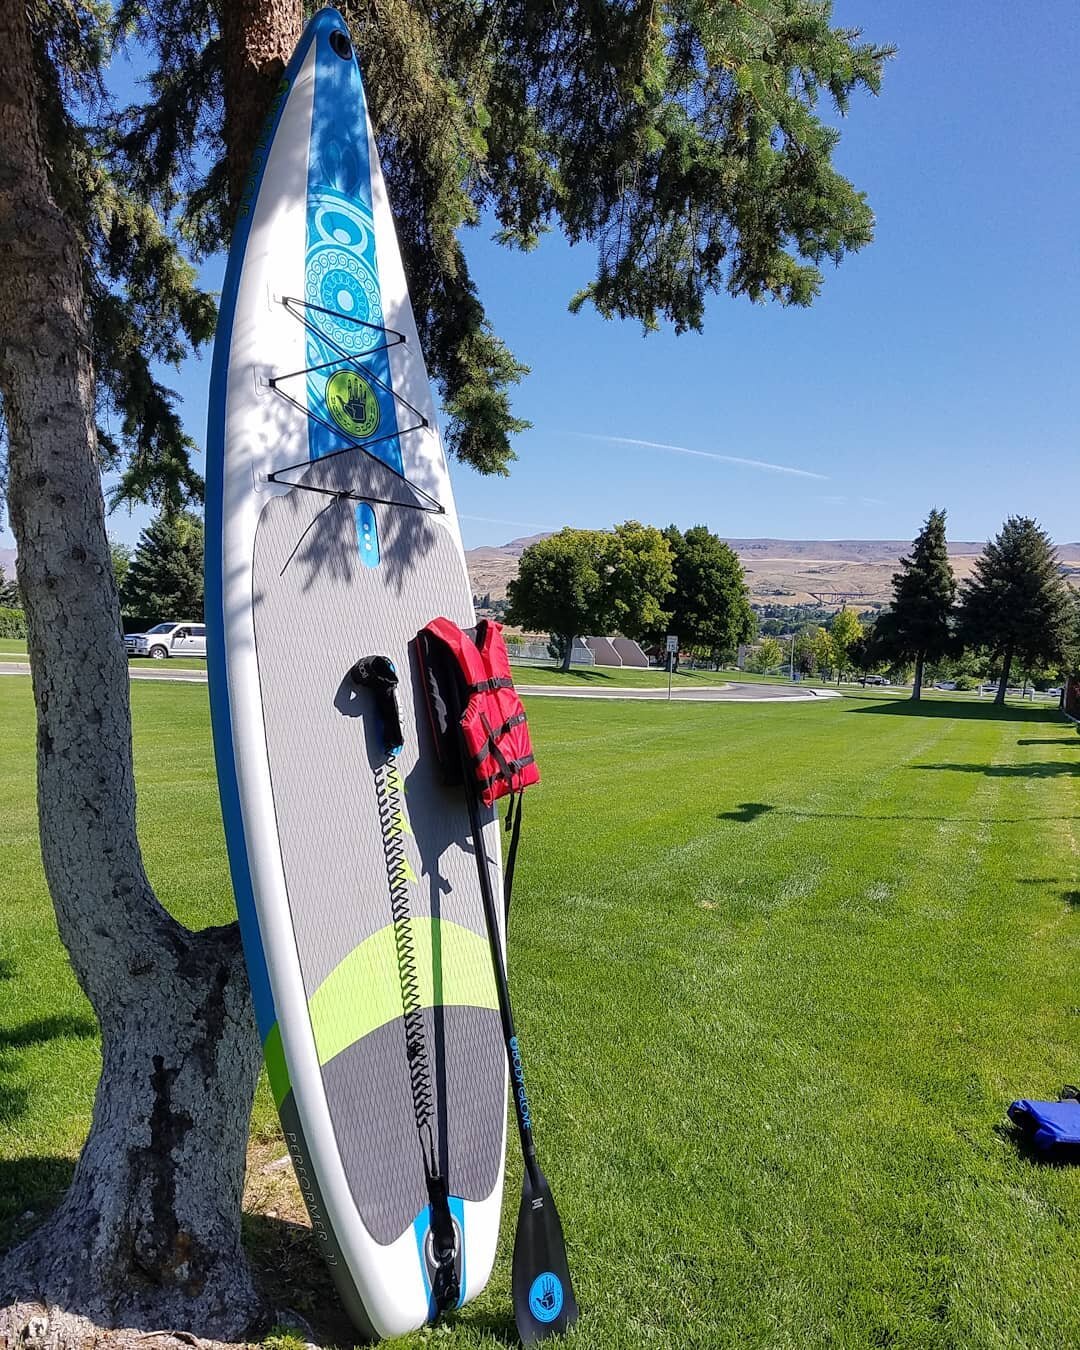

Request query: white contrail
[
  {"left": 458, "top": 513, "right": 549, "bottom": 530},
  {"left": 578, "top": 433, "right": 829, "bottom": 480}
]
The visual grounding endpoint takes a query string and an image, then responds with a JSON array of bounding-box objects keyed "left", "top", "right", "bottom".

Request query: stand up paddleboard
[{"left": 205, "top": 9, "right": 506, "bottom": 1337}]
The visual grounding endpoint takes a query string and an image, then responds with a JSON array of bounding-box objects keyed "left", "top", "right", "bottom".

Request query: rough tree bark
[
  {"left": 0, "top": 1, "right": 296, "bottom": 1337},
  {"left": 911, "top": 650, "right": 925, "bottom": 702},
  {"left": 995, "top": 644, "right": 1014, "bottom": 705},
  {"left": 221, "top": 0, "right": 304, "bottom": 215}
]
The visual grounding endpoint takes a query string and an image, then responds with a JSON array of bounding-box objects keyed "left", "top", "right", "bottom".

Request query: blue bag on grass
[{"left": 1007, "top": 1095, "right": 1080, "bottom": 1158}]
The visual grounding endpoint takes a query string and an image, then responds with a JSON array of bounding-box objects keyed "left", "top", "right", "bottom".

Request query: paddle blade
[{"left": 512, "top": 1167, "right": 579, "bottom": 1344}]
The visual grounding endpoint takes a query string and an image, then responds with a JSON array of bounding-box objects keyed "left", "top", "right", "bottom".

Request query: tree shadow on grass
[
  {"left": 717, "top": 802, "right": 775, "bottom": 824},
  {"left": 718, "top": 804, "right": 1079, "bottom": 826},
  {"left": 243, "top": 1211, "right": 356, "bottom": 1346},
  {"left": 1011, "top": 879, "right": 1080, "bottom": 905},
  {"left": 244, "top": 1212, "right": 518, "bottom": 1346},
  {"left": 913, "top": 762, "right": 1079, "bottom": 779},
  {"left": 0, "top": 1014, "right": 97, "bottom": 1125},
  {"left": 0, "top": 1156, "right": 76, "bottom": 1253},
  {"left": 1016, "top": 737, "right": 1080, "bottom": 746},
  {"left": 517, "top": 665, "right": 616, "bottom": 682},
  {"left": 848, "top": 700, "right": 1057, "bottom": 724}
]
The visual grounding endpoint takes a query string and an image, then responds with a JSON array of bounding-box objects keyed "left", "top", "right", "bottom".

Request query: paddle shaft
[{"left": 458, "top": 743, "right": 543, "bottom": 1192}]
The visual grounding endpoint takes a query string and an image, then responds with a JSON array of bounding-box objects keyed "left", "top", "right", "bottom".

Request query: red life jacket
[{"left": 416, "top": 617, "right": 539, "bottom": 807}]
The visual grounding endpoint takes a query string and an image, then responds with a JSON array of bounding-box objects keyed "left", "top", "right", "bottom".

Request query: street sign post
[{"left": 665, "top": 635, "right": 678, "bottom": 701}]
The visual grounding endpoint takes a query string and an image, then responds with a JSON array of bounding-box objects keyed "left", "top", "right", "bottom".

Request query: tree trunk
[
  {"left": 996, "top": 646, "right": 1013, "bottom": 705},
  {"left": 561, "top": 635, "right": 573, "bottom": 672},
  {"left": 221, "top": 0, "right": 304, "bottom": 215},
  {"left": 911, "top": 650, "right": 924, "bottom": 701},
  {"left": 0, "top": 6, "right": 263, "bottom": 1338}
]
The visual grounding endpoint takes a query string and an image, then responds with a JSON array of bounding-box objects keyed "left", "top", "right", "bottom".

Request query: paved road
[
  {"left": 0, "top": 662, "right": 839, "bottom": 702},
  {"left": 516, "top": 683, "right": 840, "bottom": 702},
  {"left": 0, "top": 661, "right": 209, "bottom": 683}
]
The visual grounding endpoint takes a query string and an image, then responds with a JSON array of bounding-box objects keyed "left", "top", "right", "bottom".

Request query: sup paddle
[{"left": 458, "top": 752, "right": 579, "bottom": 1343}]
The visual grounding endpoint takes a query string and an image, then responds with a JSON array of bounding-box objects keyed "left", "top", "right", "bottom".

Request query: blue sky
[{"left": 5, "top": 0, "right": 1077, "bottom": 555}]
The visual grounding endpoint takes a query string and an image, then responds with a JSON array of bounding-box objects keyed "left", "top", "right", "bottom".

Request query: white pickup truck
[{"left": 125, "top": 621, "right": 206, "bottom": 660}]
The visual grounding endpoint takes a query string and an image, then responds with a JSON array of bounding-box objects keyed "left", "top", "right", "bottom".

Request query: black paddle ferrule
[
  {"left": 424, "top": 1171, "right": 461, "bottom": 1314},
  {"left": 351, "top": 655, "right": 404, "bottom": 756}
]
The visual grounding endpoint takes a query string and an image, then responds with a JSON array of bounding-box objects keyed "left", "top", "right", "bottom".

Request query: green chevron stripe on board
[
  {"left": 309, "top": 917, "right": 499, "bottom": 1067},
  {"left": 263, "top": 1021, "right": 291, "bottom": 1109}
]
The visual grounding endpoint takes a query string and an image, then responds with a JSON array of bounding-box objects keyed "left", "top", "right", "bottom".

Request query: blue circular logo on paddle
[{"left": 528, "top": 1272, "right": 563, "bottom": 1324}]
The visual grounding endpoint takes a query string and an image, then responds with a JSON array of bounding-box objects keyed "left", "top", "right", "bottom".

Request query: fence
[{"left": 506, "top": 639, "right": 595, "bottom": 666}]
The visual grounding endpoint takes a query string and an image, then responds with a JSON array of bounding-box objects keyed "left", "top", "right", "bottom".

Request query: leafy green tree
[
  {"left": 812, "top": 626, "right": 835, "bottom": 678},
  {"left": 0, "top": 565, "right": 19, "bottom": 608},
  {"left": 110, "top": 540, "right": 133, "bottom": 598},
  {"left": 959, "top": 516, "right": 1073, "bottom": 704},
  {"left": 875, "top": 509, "right": 957, "bottom": 701},
  {"left": 749, "top": 637, "right": 784, "bottom": 673},
  {"left": 121, "top": 511, "right": 204, "bottom": 621},
  {"left": 829, "top": 607, "right": 863, "bottom": 683},
  {"left": 794, "top": 624, "right": 821, "bottom": 675},
  {"left": 658, "top": 525, "right": 755, "bottom": 666},
  {"left": 506, "top": 529, "right": 612, "bottom": 671},
  {"left": 507, "top": 523, "right": 674, "bottom": 669},
  {"left": 605, "top": 522, "right": 675, "bottom": 642}
]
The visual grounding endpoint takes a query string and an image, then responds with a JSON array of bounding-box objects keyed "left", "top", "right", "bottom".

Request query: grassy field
[{"left": 2, "top": 677, "right": 1080, "bottom": 1347}]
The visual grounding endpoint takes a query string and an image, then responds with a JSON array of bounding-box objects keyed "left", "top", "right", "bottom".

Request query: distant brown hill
[{"left": 466, "top": 534, "right": 1080, "bottom": 608}]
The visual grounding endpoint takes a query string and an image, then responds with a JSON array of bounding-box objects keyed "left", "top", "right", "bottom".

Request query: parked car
[
  {"left": 129, "top": 621, "right": 206, "bottom": 659},
  {"left": 861, "top": 674, "right": 889, "bottom": 686},
  {"left": 934, "top": 680, "right": 957, "bottom": 691}
]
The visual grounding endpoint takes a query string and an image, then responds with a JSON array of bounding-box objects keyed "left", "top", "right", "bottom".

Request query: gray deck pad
[{"left": 252, "top": 454, "right": 505, "bottom": 1243}]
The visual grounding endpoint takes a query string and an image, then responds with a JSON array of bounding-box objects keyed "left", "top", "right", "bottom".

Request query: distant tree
[
  {"left": 875, "top": 508, "right": 956, "bottom": 701},
  {"left": 120, "top": 510, "right": 204, "bottom": 621},
  {"left": 828, "top": 607, "right": 863, "bottom": 682},
  {"left": 658, "top": 525, "right": 755, "bottom": 666},
  {"left": 0, "top": 606, "right": 27, "bottom": 639},
  {"left": 605, "top": 522, "right": 675, "bottom": 642},
  {"left": 749, "top": 637, "right": 784, "bottom": 673},
  {"left": 110, "top": 541, "right": 133, "bottom": 599},
  {"left": 0, "top": 565, "right": 19, "bottom": 608},
  {"left": 508, "top": 523, "right": 674, "bottom": 669},
  {"left": 959, "top": 516, "right": 1073, "bottom": 704},
  {"left": 794, "top": 624, "right": 822, "bottom": 675},
  {"left": 507, "top": 528, "right": 612, "bottom": 671},
  {"left": 849, "top": 622, "right": 882, "bottom": 678},
  {"left": 811, "top": 626, "right": 835, "bottom": 678}
]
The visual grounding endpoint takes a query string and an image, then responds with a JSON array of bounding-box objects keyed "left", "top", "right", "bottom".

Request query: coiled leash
[{"left": 350, "top": 656, "right": 459, "bottom": 1314}]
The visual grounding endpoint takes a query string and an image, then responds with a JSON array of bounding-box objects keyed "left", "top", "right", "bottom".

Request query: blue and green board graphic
[{"left": 303, "top": 51, "right": 402, "bottom": 472}]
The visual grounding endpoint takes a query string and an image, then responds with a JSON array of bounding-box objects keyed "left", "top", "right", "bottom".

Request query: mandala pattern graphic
[{"left": 305, "top": 181, "right": 401, "bottom": 471}]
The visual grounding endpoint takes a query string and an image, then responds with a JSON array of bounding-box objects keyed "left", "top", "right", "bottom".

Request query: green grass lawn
[{"left": 2, "top": 678, "right": 1080, "bottom": 1347}]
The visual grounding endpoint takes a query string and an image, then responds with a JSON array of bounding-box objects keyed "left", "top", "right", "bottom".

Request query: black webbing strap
[
  {"left": 503, "top": 791, "right": 524, "bottom": 920},
  {"left": 479, "top": 754, "right": 535, "bottom": 793},
  {"left": 478, "top": 711, "right": 515, "bottom": 789},
  {"left": 425, "top": 1171, "right": 460, "bottom": 1313},
  {"left": 470, "top": 712, "right": 527, "bottom": 765},
  {"left": 468, "top": 676, "right": 514, "bottom": 693}
]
